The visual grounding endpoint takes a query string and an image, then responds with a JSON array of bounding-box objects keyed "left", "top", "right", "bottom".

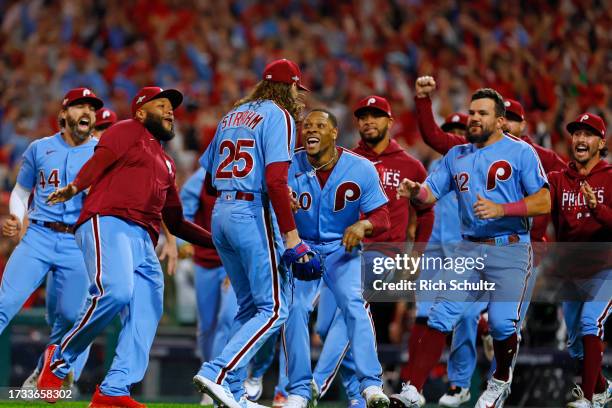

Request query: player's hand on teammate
[
  {"left": 397, "top": 178, "right": 421, "bottom": 200},
  {"left": 342, "top": 221, "right": 367, "bottom": 252},
  {"left": 288, "top": 187, "right": 299, "bottom": 213},
  {"left": 580, "top": 182, "right": 598, "bottom": 209},
  {"left": 2, "top": 214, "right": 22, "bottom": 237},
  {"left": 415, "top": 76, "right": 436, "bottom": 98},
  {"left": 46, "top": 183, "right": 78, "bottom": 205},
  {"left": 473, "top": 194, "right": 504, "bottom": 219}
]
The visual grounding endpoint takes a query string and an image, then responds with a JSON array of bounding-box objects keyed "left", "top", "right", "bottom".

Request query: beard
[
  {"left": 359, "top": 124, "right": 388, "bottom": 146},
  {"left": 66, "top": 116, "right": 92, "bottom": 142},
  {"left": 466, "top": 125, "right": 493, "bottom": 144},
  {"left": 144, "top": 112, "right": 175, "bottom": 141}
]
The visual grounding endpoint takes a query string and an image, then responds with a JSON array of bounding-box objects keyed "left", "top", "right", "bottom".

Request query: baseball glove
[{"left": 282, "top": 241, "right": 324, "bottom": 281}]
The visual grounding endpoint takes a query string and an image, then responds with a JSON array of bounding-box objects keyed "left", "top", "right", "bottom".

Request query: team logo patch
[
  {"left": 82, "top": 89, "right": 91, "bottom": 96},
  {"left": 580, "top": 114, "right": 589, "bottom": 122},
  {"left": 486, "top": 160, "right": 512, "bottom": 190},
  {"left": 102, "top": 110, "right": 111, "bottom": 119},
  {"left": 367, "top": 97, "right": 376, "bottom": 106},
  {"left": 334, "top": 181, "right": 361, "bottom": 211}
]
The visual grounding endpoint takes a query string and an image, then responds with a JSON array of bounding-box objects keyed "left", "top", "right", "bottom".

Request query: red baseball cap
[
  {"left": 441, "top": 112, "right": 468, "bottom": 132},
  {"left": 95, "top": 108, "right": 118, "bottom": 128},
  {"left": 503, "top": 99, "right": 525, "bottom": 121},
  {"left": 62, "top": 88, "right": 103, "bottom": 110},
  {"left": 354, "top": 95, "right": 392, "bottom": 118},
  {"left": 566, "top": 113, "right": 606, "bottom": 138},
  {"left": 131, "top": 86, "right": 183, "bottom": 116},
  {"left": 262, "top": 59, "right": 309, "bottom": 91}
]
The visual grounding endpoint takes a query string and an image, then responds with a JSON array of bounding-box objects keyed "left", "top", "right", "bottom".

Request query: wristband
[
  {"left": 413, "top": 185, "right": 428, "bottom": 204},
  {"left": 501, "top": 200, "right": 528, "bottom": 217}
]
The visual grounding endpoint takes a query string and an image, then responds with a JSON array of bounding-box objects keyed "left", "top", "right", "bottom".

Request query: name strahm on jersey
[{"left": 220, "top": 110, "right": 264, "bottom": 130}]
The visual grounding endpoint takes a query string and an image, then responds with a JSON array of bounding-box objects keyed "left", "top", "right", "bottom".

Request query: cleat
[
  {"left": 272, "top": 391, "right": 288, "bottom": 408},
  {"left": 201, "top": 394, "right": 214, "bottom": 406},
  {"left": 88, "top": 385, "right": 146, "bottom": 408},
  {"left": 567, "top": 385, "right": 594, "bottom": 408},
  {"left": 362, "top": 385, "right": 390, "bottom": 408},
  {"left": 284, "top": 395, "right": 308, "bottom": 408},
  {"left": 389, "top": 383, "right": 424, "bottom": 408},
  {"left": 194, "top": 375, "right": 240, "bottom": 408},
  {"left": 438, "top": 386, "right": 470, "bottom": 407},
  {"left": 245, "top": 376, "right": 264, "bottom": 401},
  {"left": 475, "top": 377, "right": 511, "bottom": 408},
  {"left": 348, "top": 398, "right": 367, "bottom": 408},
  {"left": 20, "top": 367, "right": 40, "bottom": 400},
  {"left": 240, "top": 395, "right": 270, "bottom": 408},
  {"left": 37, "top": 345, "right": 63, "bottom": 403},
  {"left": 592, "top": 378, "right": 611, "bottom": 408}
]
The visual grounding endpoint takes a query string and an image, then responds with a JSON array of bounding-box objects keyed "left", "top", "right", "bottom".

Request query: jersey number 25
[{"left": 216, "top": 139, "right": 255, "bottom": 179}]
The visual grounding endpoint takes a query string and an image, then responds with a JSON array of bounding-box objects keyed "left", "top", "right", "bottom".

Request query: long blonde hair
[{"left": 234, "top": 80, "right": 305, "bottom": 121}]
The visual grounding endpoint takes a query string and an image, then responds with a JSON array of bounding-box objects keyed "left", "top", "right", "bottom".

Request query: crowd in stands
[{"left": 0, "top": 0, "right": 610, "bottom": 284}]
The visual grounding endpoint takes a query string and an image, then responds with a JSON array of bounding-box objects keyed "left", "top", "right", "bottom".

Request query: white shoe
[
  {"left": 20, "top": 368, "right": 40, "bottom": 400},
  {"left": 475, "top": 377, "right": 511, "bottom": 408},
  {"left": 194, "top": 375, "right": 241, "bottom": 408},
  {"left": 240, "top": 395, "right": 270, "bottom": 408},
  {"left": 593, "top": 378, "right": 611, "bottom": 408},
  {"left": 245, "top": 376, "right": 264, "bottom": 401},
  {"left": 362, "top": 385, "right": 390, "bottom": 408},
  {"left": 438, "top": 386, "right": 470, "bottom": 407},
  {"left": 284, "top": 394, "right": 308, "bottom": 408},
  {"left": 567, "top": 385, "right": 594, "bottom": 408},
  {"left": 201, "top": 393, "right": 214, "bottom": 406},
  {"left": 389, "top": 383, "right": 424, "bottom": 408}
]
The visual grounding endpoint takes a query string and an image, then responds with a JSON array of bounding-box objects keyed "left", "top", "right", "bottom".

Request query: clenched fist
[
  {"left": 397, "top": 178, "right": 422, "bottom": 200},
  {"left": 2, "top": 214, "right": 22, "bottom": 237},
  {"left": 415, "top": 76, "right": 436, "bottom": 98}
]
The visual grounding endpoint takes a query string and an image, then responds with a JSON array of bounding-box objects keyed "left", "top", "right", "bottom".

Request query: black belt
[
  {"left": 32, "top": 220, "right": 76, "bottom": 234},
  {"left": 216, "top": 191, "right": 255, "bottom": 201},
  {"left": 465, "top": 234, "right": 520, "bottom": 245}
]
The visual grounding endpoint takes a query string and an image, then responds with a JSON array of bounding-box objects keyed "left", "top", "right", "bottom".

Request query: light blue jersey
[
  {"left": 427, "top": 158, "right": 461, "bottom": 244},
  {"left": 200, "top": 100, "right": 295, "bottom": 192},
  {"left": 288, "top": 149, "right": 388, "bottom": 243},
  {"left": 426, "top": 134, "right": 547, "bottom": 240},
  {"left": 16, "top": 133, "right": 97, "bottom": 224}
]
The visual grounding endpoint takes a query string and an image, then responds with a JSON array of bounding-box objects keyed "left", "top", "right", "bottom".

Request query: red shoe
[
  {"left": 88, "top": 385, "right": 147, "bottom": 408},
  {"left": 37, "top": 344, "right": 63, "bottom": 403}
]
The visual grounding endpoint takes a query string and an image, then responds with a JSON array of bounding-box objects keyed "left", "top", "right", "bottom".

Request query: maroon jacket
[
  {"left": 548, "top": 160, "right": 612, "bottom": 242},
  {"left": 353, "top": 139, "right": 434, "bottom": 243},
  {"left": 414, "top": 96, "right": 566, "bottom": 242},
  {"left": 548, "top": 160, "right": 612, "bottom": 276}
]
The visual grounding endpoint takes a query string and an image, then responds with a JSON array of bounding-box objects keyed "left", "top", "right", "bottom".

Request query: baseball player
[
  {"left": 409, "top": 110, "right": 491, "bottom": 407},
  {"left": 548, "top": 113, "right": 611, "bottom": 408},
  {"left": 193, "top": 59, "right": 321, "bottom": 408},
  {"left": 392, "top": 88, "right": 550, "bottom": 408},
  {"left": 38, "top": 86, "right": 214, "bottom": 408},
  {"left": 180, "top": 167, "right": 239, "bottom": 405},
  {"left": 0, "top": 88, "right": 103, "bottom": 391},
  {"left": 92, "top": 108, "right": 117, "bottom": 138},
  {"left": 307, "top": 96, "right": 434, "bottom": 408},
  {"left": 283, "top": 109, "right": 390, "bottom": 408}
]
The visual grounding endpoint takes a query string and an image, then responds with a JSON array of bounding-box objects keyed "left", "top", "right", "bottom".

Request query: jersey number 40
[{"left": 216, "top": 139, "right": 255, "bottom": 179}]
